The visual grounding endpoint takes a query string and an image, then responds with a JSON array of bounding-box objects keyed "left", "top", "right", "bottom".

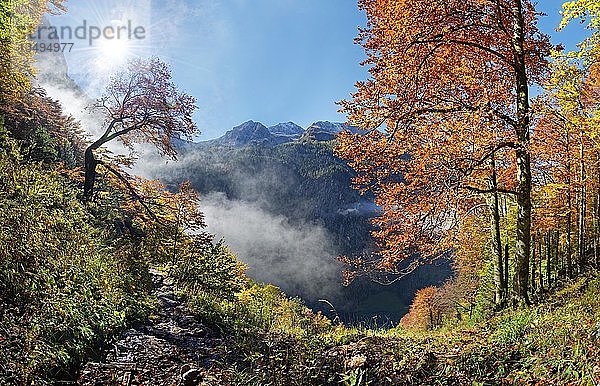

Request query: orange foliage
[
  {"left": 400, "top": 286, "right": 444, "bottom": 330},
  {"left": 336, "top": 0, "right": 551, "bottom": 283}
]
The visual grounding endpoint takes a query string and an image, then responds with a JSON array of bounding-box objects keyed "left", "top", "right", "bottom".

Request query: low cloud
[{"left": 200, "top": 192, "right": 342, "bottom": 301}]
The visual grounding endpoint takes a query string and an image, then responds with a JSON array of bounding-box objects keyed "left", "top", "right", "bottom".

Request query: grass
[{"left": 184, "top": 274, "right": 600, "bottom": 385}]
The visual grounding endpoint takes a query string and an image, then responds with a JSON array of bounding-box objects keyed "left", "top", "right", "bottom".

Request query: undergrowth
[
  {"left": 0, "top": 133, "right": 153, "bottom": 384},
  {"left": 180, "top": 274, "right": 600, "bottom": 385}
]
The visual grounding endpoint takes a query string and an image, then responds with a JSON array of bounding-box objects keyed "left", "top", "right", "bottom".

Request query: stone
[{"left": 181, "top": 368, "right": 202, "bottom": 386}]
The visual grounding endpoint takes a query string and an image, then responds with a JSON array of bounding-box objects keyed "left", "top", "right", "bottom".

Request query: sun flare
[{"left": 96, "top": 34, "right": 131, "bottom": 70}]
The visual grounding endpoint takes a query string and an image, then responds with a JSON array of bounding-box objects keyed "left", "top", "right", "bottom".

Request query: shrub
[{"left": 0, "top": 144, "right": 151, "bottom": 384}]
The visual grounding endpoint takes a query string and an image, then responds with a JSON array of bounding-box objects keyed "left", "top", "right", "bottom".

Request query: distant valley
[{"left": 153, "top": 120, "right": 451, "bottom": 324}]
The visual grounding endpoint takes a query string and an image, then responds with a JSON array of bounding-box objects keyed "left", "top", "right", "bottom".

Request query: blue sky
[
  {"left": 52, "top": 1, "right": 588, "bottom": 140},
  {"left": 153, "top": 0, "right": 369, "bottom": 139}
]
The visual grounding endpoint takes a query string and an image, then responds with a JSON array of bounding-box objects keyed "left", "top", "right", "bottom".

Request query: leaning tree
[{"left": 83, "top": 57, "right": 197, "bottom": 202}]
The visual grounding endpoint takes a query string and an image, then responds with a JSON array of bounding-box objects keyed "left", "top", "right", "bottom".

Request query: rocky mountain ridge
[{"left": 198, "top": 120, "right": 359, "bottom": 148}]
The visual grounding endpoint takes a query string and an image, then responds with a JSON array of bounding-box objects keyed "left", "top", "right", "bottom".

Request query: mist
[
  {"left": 34, "top": 66, "right": 347, "bottom": 304},
  {"left": 200, "top": 192, "right": 342, "bottom": 301}
]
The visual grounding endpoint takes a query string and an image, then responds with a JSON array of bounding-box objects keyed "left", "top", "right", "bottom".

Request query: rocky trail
[{"left": 78, "top": 270, "right": 226, "bottom": 386}]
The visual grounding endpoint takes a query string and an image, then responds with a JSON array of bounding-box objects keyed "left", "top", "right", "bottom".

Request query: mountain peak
[
  {"left": 268, "top": 122, "right": 304, "bottom": 138},
  {"left": 201, "top": 120, "right": 360, "bottom": 148},
  {"left": 300, "top": 121, "right": 358, "bottom": 142},
  {"left": 205, "top": 120, "right": 288, "bottom": 148}
]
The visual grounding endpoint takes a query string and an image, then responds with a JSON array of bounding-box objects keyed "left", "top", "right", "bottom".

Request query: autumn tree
[
  {"left": 337, "top": 0, "right": 551, "bottom": 306},
  {"left": 532, "top": 59, "right": 585, "bottom": 282},
  {"left": 84, "top": 58, "right": 197, "bottom": 202},
  {"left": 0, "top": 87, "right": 84, "bottom": 165},
  {"left": 400, "top": 286, "right": 445, "bottom": 330},
  {"left": 448, "top": 212, "right": 489, "bottom": 315},
  {"left": 561, "top": 0, "right": 600, "bottom": 61},
  {"left": 120, "top": 178, "right": 208, "bottom": 263},
  {"left": 106, "top": 175, "right": 247, "bottom": 298},
  {"left": 522, "top": 1, "right": 600, "bottom": 290},
  {"left": 0, "top": 0, "right": 65, "bottom": 102},
  {"left": 562, "top": 0, "right": 600, "bottom": 271}
]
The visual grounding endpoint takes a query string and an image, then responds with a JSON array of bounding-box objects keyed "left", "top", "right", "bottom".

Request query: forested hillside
[
  {"left": 1, "top": 0, "right": 600, "bottom": 385},
  {"left": 153, "top": 125, "right": 451, "bottom": 323},
  {"left": 165, "top": 136, "right": 372, "bottom": 256}
]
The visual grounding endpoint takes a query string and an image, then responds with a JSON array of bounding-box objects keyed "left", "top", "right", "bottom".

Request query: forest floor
[{"left": 77, "top": 270, "right": 227, "bottom": 386}]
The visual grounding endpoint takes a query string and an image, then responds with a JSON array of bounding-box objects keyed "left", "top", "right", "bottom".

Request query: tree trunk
[
  {"left": 538, "top": 239, "right": 544, "bottom": 292},
  {"left": 578, "top": 130, "right": 586, "bottom": 272},
  {"left": 593, "top": 182, "right": 598, "bottom": 268},
  {"left": 596, "top": 160, "right": 600, "bottom": 268},
  {"left": 546, "top": 232, "right": 552, "bottom": 289},
  {"left": 504, "top": 244, "right": 510, "bottom": 300},
  {"left": 531, "top": 234, "right": 537, "bottom": 293},
  {"left": 511, "top": 0, "right": 532, "bottom": 306},
  {"left": 489, "top": 156, "right": 505, "bottom": 307},
  {"left": 554, "top": 231, "right": 560, "bottom": 283},
  {"left": 83, "top": 146, "right": 98, "bottom": 202},
  {"left": 566, "top": 127, "right": 573, "bottom": 278}
]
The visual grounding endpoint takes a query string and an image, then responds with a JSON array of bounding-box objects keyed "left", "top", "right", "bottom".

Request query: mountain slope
[
  {"left": 299, "top": 121, "right": 359, "bottom": 142},
  {"left": 204, "top": 121, "right": 295, "bottom": 148},
  {"left": 268, "top": 122, "right": 304, "bottom": 138},
  {"left": 154, "top": 121, "right": 451, "bottom": 324}
]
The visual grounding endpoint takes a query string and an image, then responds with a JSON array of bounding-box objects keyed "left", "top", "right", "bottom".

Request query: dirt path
[{"left": 78, "top": 270, "right": 226, "bottom": 386}]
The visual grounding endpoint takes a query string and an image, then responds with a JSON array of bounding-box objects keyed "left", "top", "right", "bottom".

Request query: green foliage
[
  {"left": 188, "top": 283, "right": 332, "bottom": 343},
  {"left": 470, "top": 261, "right": 498, "bottom": 323},
  {"left": 0, "top": 0, "right": 65, "bottom": 101},
  {"left": 21, "top": 125, "right": 59, "bottom": 162},
  {"left": 0, "top": 115, "right": 18, "bottom": 157},
  {"left": 491, "top": 310, "right": 538, "bottom": 345},
  {"left": 0, "top": 89, "right": 85, "bottom": 166},
  {"left": 0, "top": 143, "right": 152, "bottom": 384},
  {"left": 186, "top": 283, "right": 335, "bottom": 385},
  {"left": 170, "top": 239, "right": 248, "bottom": 299},
  {"left": 339, "top": 368, "right": 368, "bottom": 386}
]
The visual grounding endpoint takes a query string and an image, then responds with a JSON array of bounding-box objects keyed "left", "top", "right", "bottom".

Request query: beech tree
[
  {"left": 336, "top": 0, "right": 551, "bottom": 305},
  {"left": 561, "top": 0, "right": 600, "bottom": 61},
  {"left": 400, "top": 286, "right": 444, "bottom": 330},
  {"left": 533, "top": 59, "right": 586, "bottom": 281},
  {"left": 559, "top": 0, "right": 600, "bottom": 273},
  {"left": 84, "top": 58, "right": 197, "bottom": 201}
]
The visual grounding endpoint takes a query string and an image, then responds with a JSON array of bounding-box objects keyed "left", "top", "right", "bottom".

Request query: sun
[{"left": 96, "top": 35, "right": 131, "bottom": 70}]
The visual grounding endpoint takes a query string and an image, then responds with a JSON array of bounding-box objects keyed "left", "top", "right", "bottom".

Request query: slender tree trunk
[
  {"left": 554, "top": 231, "right": 560, "bottom": 283},
  {"left": 566, "top": 127, "right": 573, "bottom": 278},
  {"left": 83, "top": 146, "right": 98, "bottom": 202},
  {"left": 511, "top": 0, "right": 532, "bottom": 305},
  {"left": 538, "top": 239, "right": 544, "bottom": 292},
  {"left": 559, "top": 241, "right": 565, "bottom": 280},
  {"left": 504, "top": 244, "right": 510, "bottom": 300},
  {"left": 596, "top": 160, "right": 600, "bottom": 268},
  {"left": 546, "top": 232, "right": 552, "bottom": 289},
  {"left": 489, "top": 156, "right": 505, "bottom": 307},
  {"left": 531, "top": 234, "right": 537, "bottom": 294},
  {"left": 593, "top": 182, "right": 598, "bottom": 268},
  {"left": 539, "top": 237, "right": 543, "bottom": 289},
  {"left": 566, "top": 198, "right": 573, "bottom": 278},
  {"left": 578, "top": 130, "right": 587, "bottom": 272}
]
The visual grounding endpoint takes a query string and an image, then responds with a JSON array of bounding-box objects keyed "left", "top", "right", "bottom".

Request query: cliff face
[{"left": 32, "top": 18, "right": 70, "bottom": 84}]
